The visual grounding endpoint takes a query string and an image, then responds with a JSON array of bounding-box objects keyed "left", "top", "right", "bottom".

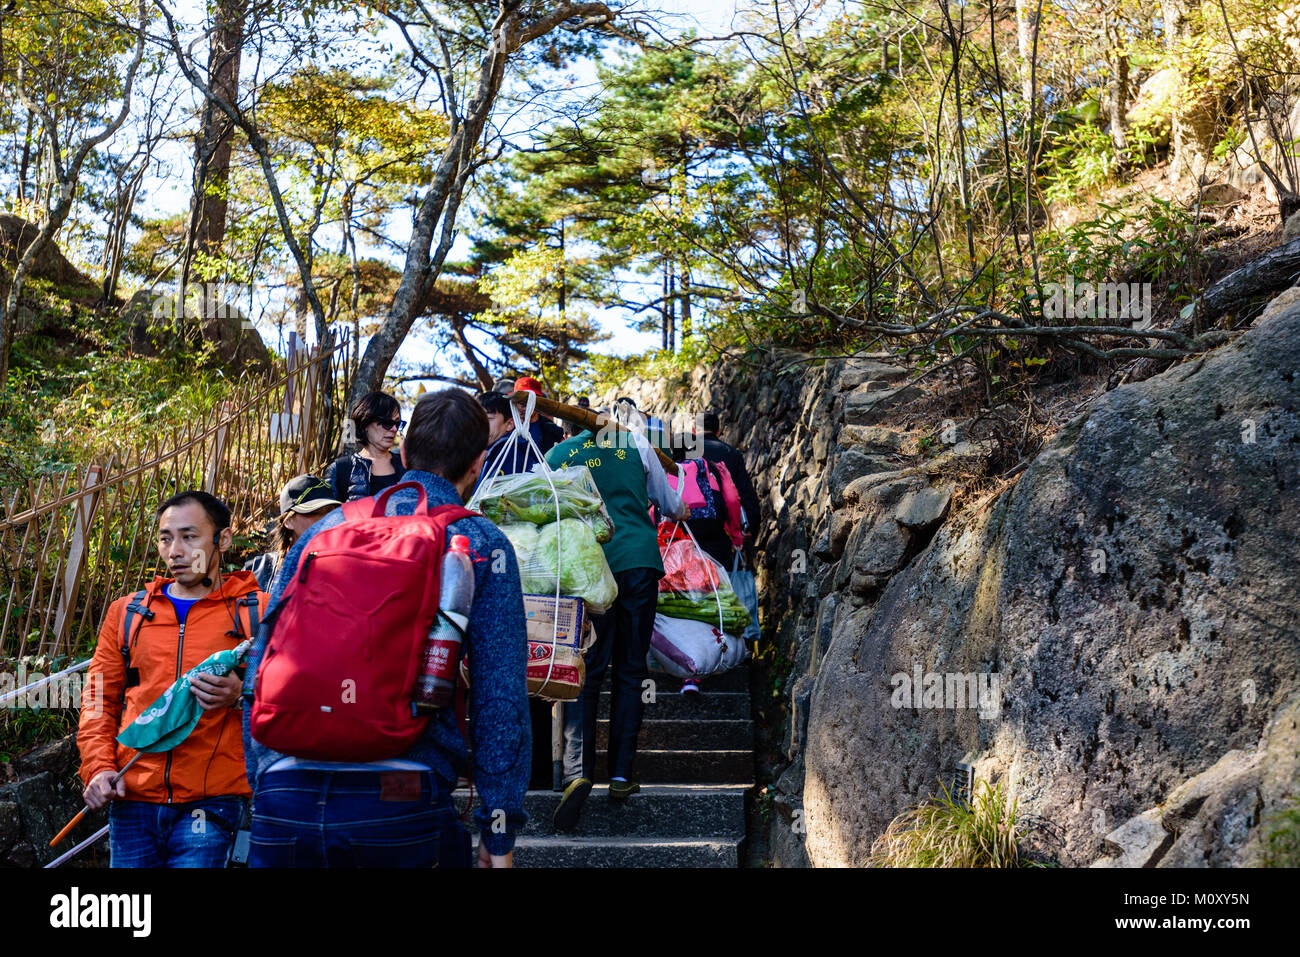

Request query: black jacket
[{"left": 323, "top": 449, "right": 406, "bottom": 502}]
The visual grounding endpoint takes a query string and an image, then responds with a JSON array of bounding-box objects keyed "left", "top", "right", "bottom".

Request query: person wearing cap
[
  {"left": 512, "top": 376, "right": 564, "bottom": 455},
  {"left": 243, "top": 475, "right": 342, "bottom": 590},
  {"left": 475, "top": 391, "right": 543, "bottom": 491}
]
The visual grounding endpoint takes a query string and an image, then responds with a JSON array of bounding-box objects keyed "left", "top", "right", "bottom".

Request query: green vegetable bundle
[
  {"left": 656, "top": 590, "right": 751, "bottom": 634},
  {"left": 476, "top": 467, "right": 614, "bottom": 543},
  {"left": 505, "top": 517, "right": 619, "bottom": 614}
]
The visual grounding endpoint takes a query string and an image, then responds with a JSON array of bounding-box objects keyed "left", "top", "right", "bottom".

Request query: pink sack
[{"left": 667, "top": 461, "right": 707, "bottom": 510}]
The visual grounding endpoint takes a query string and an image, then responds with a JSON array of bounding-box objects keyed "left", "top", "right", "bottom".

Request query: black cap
[{"left": 279, "top": 475, "right": 342, "bottom": 515}]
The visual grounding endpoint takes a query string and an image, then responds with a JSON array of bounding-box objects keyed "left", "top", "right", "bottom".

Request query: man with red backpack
[{"left": 241, "top": 388, "right": 531, "bottom": 868}]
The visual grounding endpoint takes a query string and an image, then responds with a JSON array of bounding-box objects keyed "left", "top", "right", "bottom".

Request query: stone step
[
  {"left": 651, "top": 667, "right": 751, "bottom": 694},
  {"left": 513, "top": 834, "right": 740, "bottom": 868},
  {"left": 596, "top": 718, "right": 753, "bottom": 751},
  {"left": 521, "top": 784, "right": 747, "bottom": 838},
  {"left": 592, "top": 748, "right": 753, "bottom": 784},
  {"left": 598, "top": 691, "right": 750, "bottom": 721}
]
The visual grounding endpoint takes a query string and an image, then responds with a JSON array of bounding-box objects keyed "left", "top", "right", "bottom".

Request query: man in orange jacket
[{"left": 78, "top": 490, "right": 267, "bottom": 867}]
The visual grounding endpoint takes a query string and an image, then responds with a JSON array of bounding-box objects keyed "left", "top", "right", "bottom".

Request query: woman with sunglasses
[{"left": 324, "top": 391, "right": 408, "bottom": 502}]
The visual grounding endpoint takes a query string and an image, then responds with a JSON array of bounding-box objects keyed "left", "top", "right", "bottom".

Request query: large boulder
[
  {"left": 803, "top": 299, "right": 1300, "bottom": 867},
  {"left": 0, "top": 214, "right": 102, "bottom": 309},
  {"left": 120, "top": 288, "right": 272, "bottom": 376}
]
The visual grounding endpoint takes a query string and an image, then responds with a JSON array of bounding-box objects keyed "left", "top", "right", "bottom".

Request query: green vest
[{"left": 546, "top": 430, "right": 662, "bottom": 576}]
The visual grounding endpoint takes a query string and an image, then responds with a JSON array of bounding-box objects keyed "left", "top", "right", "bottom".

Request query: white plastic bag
[{"left": 646, "top": 613, "right": 726, "bottom": 678}]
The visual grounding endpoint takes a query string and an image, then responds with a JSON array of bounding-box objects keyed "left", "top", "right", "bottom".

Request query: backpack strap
[
  {"left": 703, "top": 459, "right": 727, "bottom": 521},
  {"left": 237, "top": 592, "right": 260, "bottom": 639},
  {"left": 120, "top": 589, "right": 152, "bottom": 702},
  {"left": 332, "top": 459, "right": 351, "bottom": 504}
]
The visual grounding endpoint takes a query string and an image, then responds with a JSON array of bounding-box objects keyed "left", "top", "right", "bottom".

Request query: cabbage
[
  {"left": 501, "top": 523, "right": 540, "bottom": 565},
  {"left": 476, "top": 467, "right": 614, "bottom": 543},
  {"left": 531, "top": 518, "right": 618, "bottom": 613}
]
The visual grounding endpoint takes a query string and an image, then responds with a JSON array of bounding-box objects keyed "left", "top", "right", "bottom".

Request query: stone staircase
[{"left": 512, "top": 665, "right": 754, "bottom": 867}]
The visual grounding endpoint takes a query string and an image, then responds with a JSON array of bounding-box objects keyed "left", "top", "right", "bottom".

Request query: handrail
[{"left": 0, "top": 658, "right": 90, "bottom": 707}]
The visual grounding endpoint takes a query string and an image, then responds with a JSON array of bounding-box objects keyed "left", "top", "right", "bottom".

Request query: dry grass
[{"left": 867, "top": 780, "right": 1039, "bottom": 868}]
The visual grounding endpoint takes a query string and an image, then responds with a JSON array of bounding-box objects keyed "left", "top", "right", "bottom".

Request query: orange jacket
[{"left": 78, "top": 571, "right": 268, "bottom": 803}]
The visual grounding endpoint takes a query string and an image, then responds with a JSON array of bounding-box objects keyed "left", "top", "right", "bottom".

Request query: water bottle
[{"left": 414, "top": 535, "right": 474, "bottom": 713}]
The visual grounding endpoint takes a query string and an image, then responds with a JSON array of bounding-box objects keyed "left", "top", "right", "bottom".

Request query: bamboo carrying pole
[
  {"left": 504, "top": 391, "right": 678, "bottom": 473},
  {"left": 48, "top": 753, "right": 143, "bottom": 848}
]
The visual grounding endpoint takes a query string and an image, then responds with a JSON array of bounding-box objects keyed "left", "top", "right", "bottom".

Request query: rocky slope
[{"left": 603, "top": 297, "right": 1300, "bottom": 868}]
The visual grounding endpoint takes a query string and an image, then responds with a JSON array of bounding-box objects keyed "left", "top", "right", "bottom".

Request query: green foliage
[
  {"left": 1036, "top": 198, "right": 1202, "bottom": 293},
  {"left": 0, "top": 292, "right": 243, "bottom": 490},
  {"left": 1261, "top": 800, "right": 1300, "bottom": 868},
  {"left": 0, "top": 655, "right": 79, "bottom": 763},
  {"left": 1044, "top": 122, "right": 1118, "bottom": 204},
  {"left": 867, "top": 780, "right": 1041, "bottom": 868}
]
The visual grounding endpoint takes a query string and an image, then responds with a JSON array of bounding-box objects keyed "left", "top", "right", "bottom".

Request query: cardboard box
[{"left": 523, "top": 594, "right": 587, "bottom": 700}]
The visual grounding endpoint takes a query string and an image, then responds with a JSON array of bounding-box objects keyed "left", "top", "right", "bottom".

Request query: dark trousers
[{"left": 568, "top": 566, "right": 661, "bottom": 782}]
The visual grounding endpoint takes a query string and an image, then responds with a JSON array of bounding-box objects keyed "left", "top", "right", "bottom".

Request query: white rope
[
  {"left": 468, "top": 393, "right": 568, "bottom": 698},
  {"left": 668, "top": 519, "right": 726, "bottom": 635}
]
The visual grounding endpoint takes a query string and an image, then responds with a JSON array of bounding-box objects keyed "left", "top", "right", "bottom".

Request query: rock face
[
  {"left": 0, "top": 733, "right": 103, "bottom": 868},
  {"left": 803, "top": 301, "right": 1300, "bottom": 867},
  {"left": 0, "top": 214, "right": 101, "bottom": 298}
]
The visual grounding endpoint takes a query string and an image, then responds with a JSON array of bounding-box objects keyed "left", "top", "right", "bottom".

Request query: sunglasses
[{"left": 372, "top": 418, "right": 405, "bottom": 431}]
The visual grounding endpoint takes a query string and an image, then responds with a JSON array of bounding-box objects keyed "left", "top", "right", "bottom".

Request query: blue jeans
[
  {"left": 108, "top": 797, "right": 246, "bottom": 868},
  {"left": 248, "top": 768, "right": 471, "bottom": 868}
]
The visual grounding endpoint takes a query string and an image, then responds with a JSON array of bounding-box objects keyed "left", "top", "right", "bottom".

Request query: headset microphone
[{"left": 201, "top": 532, "right": 221, "bottom": 588}]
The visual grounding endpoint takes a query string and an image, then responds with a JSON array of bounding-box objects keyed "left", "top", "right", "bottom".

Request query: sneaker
[
  {"left": 608, "top": 779, "right": 640, "bottom": 801},
  {"left": 552, "top": 778, "right": 592, "bottom": 831},
  {"left": 681, "top": 678, "right": 701, "bottom": 695}
]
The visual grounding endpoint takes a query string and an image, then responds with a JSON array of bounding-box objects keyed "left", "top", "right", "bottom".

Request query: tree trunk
[
  {"left": 1109, "top": 51, "right": 1129, "bottom": 153},
  {"left": 680, "top": 260, "right": 692, "bottom": 340},
  {"left": 450, "top": 316, "right": 494, "bottom": 389},
  {"left": 194, "top": 0, "right": 246, "bottom": 267},
  {"left": 346, "top": 1, "right": 616, "bottom": 406},
  {"left": 1015, "top": 0, "right": 1038, "bottom": 104},
  {"left": 18, "top": 109, "right": 34, "bottom": 202}
]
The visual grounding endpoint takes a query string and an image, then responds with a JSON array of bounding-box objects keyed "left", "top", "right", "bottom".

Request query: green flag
[{"left": 116, "top": 640, "right": 251, "bottom": 753}]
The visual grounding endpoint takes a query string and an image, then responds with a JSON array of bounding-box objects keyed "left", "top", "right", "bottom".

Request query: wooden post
[
  {"left": 285, "top": 330, "right": 298, "bottom": 413},
  {"left": 297, "top": 350, "right": 320, "bottom": 473},
  {"left": 204, "top": 402, "right": 232, "bottom": 493},
  {"left": 52, "top": 464, "right": 104, "bottom": 654}
]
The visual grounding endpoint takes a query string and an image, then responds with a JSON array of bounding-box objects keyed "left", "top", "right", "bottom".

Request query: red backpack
[
  {"left": 709, "top": 461, "right": 746, "bottom": 548},
  {"left": 251, "top": 482, "right": 474, "bottom": 761}
]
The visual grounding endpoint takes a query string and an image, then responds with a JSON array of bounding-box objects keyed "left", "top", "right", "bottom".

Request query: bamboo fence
[{"left": 0, "top": 332, "right": 352, "bottom": 660}]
